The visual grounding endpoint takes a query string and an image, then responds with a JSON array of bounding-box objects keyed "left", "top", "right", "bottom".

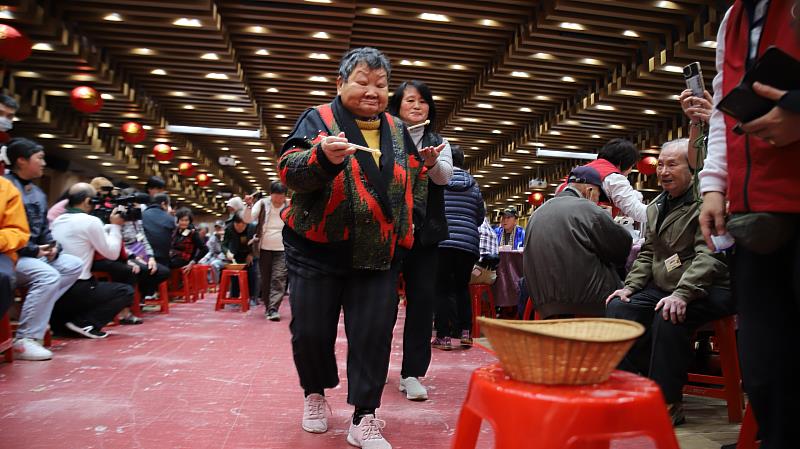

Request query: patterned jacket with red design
[{"left": 278, "top": 97, "right": 426, "bottom": 272}]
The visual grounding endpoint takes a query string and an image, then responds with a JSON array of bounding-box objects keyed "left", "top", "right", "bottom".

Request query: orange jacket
[{"left": 0, "top": 176, "right": 30, "bottom": 263}]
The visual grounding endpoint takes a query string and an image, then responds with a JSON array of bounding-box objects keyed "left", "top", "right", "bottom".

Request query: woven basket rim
[{"left": 477, "top": 317, "right": 645, "bottom": 343}]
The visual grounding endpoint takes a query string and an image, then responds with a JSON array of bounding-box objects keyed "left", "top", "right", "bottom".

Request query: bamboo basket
[
  {"left": 225, "top": 263, "right": 247, "bottom": 270},
  {"left": 478, "top": 317, "right": 645, "bottom": 385}
]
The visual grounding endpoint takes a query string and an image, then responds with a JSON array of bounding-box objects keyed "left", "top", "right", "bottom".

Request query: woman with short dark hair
[{"left": 169, "top": 207, "right": 207, "bottom": 273}]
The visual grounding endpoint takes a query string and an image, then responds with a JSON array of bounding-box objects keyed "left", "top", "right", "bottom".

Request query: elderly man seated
[
  {"left": 606, "top": 138, "right": 735, "bottom": 425},
  {"left": 524, "top": 166, "right": 632, "bottom": 318}
]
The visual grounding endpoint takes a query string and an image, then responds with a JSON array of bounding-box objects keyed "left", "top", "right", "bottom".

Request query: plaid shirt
[{"left": 478, "top": 217, "right": 498, "bottom": 257}]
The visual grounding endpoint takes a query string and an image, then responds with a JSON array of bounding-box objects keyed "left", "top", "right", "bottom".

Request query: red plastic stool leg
[
  {"left": 450, "top": 406, "right": 483, "bottom": 449},
  {"left": 216, "top": 271, "right": 231, "bottom": 311},
  {"left": 715, "top": 317, "right": 744, "bottom": 423},
  {"left": 523, "top": 297, "right": 534, "bottom": 320},
  {"left": 158, "top": 281, "right": 169, "bottom": 314},
  {"left": 239, "top": 271, "right": 250, "bottom": 312},
  {"left": 737, "top": 403, "right": 760, "bottom": 449},
  {"left": 131, "top": 285, "right": 142, "bottom": 317}
]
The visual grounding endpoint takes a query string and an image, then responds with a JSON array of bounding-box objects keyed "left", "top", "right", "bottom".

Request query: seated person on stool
[
  {"left": 606, "top": 138, "right": 734, "bottom": 425},
  {"left": 0, "top": 174, "right": 30, "bottom": 327},
  {"left": 50, "top": 183, "right": 134, "bottom": 338},
  {"left": 142, "top": 193, "right": 175, "bottom": 269},
  {"left": 4, "top": 138, "right": 83, "bottom": 360},
  {"left": 169, "top": 207, "right": 208, "bottom": 286},
  {"left": 199, "top": 220, "right": 228, "bottom": 284},
  {"left": 523, "top": 165, "right": 632, "bottom": 318},
  {"left": 222, "top": 214, "right": 258, "bottom": 303}
]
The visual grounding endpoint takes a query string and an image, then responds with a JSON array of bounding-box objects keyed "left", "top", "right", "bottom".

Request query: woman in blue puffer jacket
[{"left": 433, "top": 145, "right": 485, "bottom": 350}]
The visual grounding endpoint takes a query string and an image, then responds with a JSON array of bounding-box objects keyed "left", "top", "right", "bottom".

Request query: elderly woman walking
[{"left": 278, "top": 47, "right": 442, "bottom": 449}]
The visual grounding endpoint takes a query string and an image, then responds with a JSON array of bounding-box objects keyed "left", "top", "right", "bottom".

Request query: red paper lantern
[
  {"left": 0, "top": 24, "right": 32, "bottom": 62},
  {"left": 196, "top": 173, "right": 212, "bottom": 187},
  {"left": 178, "top": 162, "right": 196, "bottom": 177},
  {"left": 637, "top": 156, "right": 658, "bottom": 176},
  {"left": 152, "top": 144, "right": 173, "bottom": 161},
  {"left": 70, "top": 86, "right": 103, "bottom": 113},
  {"left": 120, "top": 121, "right": 146, "bottom": 143},
  {"left": 528, "top": 192, "right": 545, "bottom": 207}
]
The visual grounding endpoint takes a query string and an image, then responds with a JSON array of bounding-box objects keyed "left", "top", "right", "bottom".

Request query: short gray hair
[
  {"left": 661, "top": 138, "right": 689, "bottom": 154},
  {"left": 338, "top": 47, "right": 391, "bottom": 82}
]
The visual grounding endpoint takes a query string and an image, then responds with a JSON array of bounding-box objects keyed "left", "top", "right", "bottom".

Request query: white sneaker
[
  {"left": 302, "top": 394, "right": 329, "bottom": 433},
  {"left": 399, "top": 377, "right": 428, "bottom": 401},
  {"left": 12, "top": 337, "right": 53, "bottom": 361},
  {"left": 347, "top": 414, "right": 391, "bottom": 449}
]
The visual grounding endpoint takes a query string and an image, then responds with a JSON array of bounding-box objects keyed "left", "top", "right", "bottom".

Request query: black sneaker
[
  {"left": 266, "top": 309, "right": 280, "bottom": 321},
  {"left": 65, "top": 322, "right": 109, "bottom": 339}
]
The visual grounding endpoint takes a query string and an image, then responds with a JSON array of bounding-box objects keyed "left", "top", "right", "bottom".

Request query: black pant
[
  {"left": 400, "top": 243, "right": 439, "bottom": 378},
  {"left": 92, "top": 259, "right": 170, "bottom": 298},
  {"left": 732, "top": 235, "right": 800, "bottom": 449},
  {"left": 51, "top": 278, "right": 132, "bottom": 331},
  {"left": 434, "top": 248, "right": 478, "bottom": 338},
  {"left": 606, "top": 285, "right": 735, "bottom": 403},
  {"left": 288, "top": 264, "right": 399, "bottom": 409},
  {"left": 0, "top": 254, "right": 13, "bottom": 318}
]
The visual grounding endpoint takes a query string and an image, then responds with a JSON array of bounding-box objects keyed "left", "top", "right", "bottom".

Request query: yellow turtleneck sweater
[{"left": 355, "top": 118, "right": 381, "bottom": 167}]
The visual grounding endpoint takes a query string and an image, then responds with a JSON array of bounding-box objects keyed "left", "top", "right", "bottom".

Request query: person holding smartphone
[
  {"left": 3, "top": 138, "right": 82, "bottom": 360},
  {"left": 698, "top": 1, "right": 800, "bottom": 447}
]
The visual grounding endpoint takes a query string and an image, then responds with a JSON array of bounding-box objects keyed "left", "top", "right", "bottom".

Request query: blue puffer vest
[{"left": 438, "top": 168, "right": 484, "bottom": 256}]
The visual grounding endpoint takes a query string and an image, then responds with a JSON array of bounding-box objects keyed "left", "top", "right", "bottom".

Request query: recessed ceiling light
[
  {"left": 699, "top": 40, "right": 718, "bottom": 48},
  {"left": 123, "top": 113, "right": 141, "bottom": 119},
  {"left": 227, "top": 107, "right": 245, "bottom": 112},
  {"left": 131, "top": 48, "right": 155, "bottom": 55},
  {"left": 492, "top": 130, "right": 502, "bottom": 134},
  {"left": 623, "top": 30, "right": 640, "bottom": 38},
  {"left": 62, "top": 144, "right": 75, "bottom": 149},
  {"left": 461, "top": 118, "right": 480, "bottom": 123},
  {"left": 267, "top": 88, "right": 280, "bottom": 93},
  {"left": 310, "top": 90, "right": 327, "bottom": 96},
  {"left": 45, "top": 90, "right": 68, "bottom": 96},
  {"left": 454, "top": 127, "right": 464, "bottom": 131},
  {"left": 477, "top": 103, "right": 493, "bottom": 109},
  {"left": 477, "top": 140, "right": 489, "bottom": 144},
  {"left": 400, "top": 60, "right": 413, "bottom": 66},
  {"left": 432, "top": 95, "right": 444, "bottom": 101},
  {"left": 609, "top": 124, "right": 625, "bottom": 129},
  {"left": 221, "top": 147, "right": 230, "bottom": 151},
  {"left": 201, "top": 53, "right": 219, "bottom": 60},
  {"left": 305, "top": 0, "right": 332, "bottom": 3},
  {"left": 366, "top": 8, "right": 387, "bottom": 15},
  {"left": 656, "top": 1, "right": 680, "bottom": 9},
  {"left": 491, "top": 163, "right": 504, "bottom": 168},
  {"left": 489, "top": 91, "right": 509, "bottom": 97},
  {"left": 511, "top": 71, "right": 530, "bottom": 78},
  {"left": 251, "top": 148, "right": 267, "bottom": 153},
  {"left": 87, "top": 155, "right": 100, "bottom": 160},
  {"left": 591, "top": 134, "right": 601, "bottom": 139},
  {"left": 237, "top": 121, "right": 251, "bottom": 126},
  {"left": 471, "top": 147, "right": 479, "bottom": 150},
  {"left": 662, "top": 65, "right": 683, "bottom": 73},
  {"left": 263, "top": 72, "right": 279, "bottom": 78},
  {"left": 142, "top": 125, "right": 152, "bottom": 130},
  {"left": 309, "top": 76, "right": 329, "bottom": 82},
  {"left": 71, "top": 74, "right": 96, "bottom": 81},
  {"left": 419, "top": 13, "right": 450, "bottom": 22},
  {"left": 206, "top": 73, "right": 229, "bottom": 79},
  {"left": 480, "top": 19, "right": 500, "bottom": 26},
  {"left": 566, "top": 145, "right": 579, "bottom": 150},
  {"left": 548, "top": 130, "right": 561, "bottom": 135},
  {"left": 595, "top": 104, "right": 615, "bottom": 111},
  {"left": 97, "top": 122, "right": 112, "bottom": 128},
  {"left": 582, "top": 58, "right": 602, "bottom": 65},
  {"left": 216, "top": 94, "right": 239, "bottom": 100},
  {"left": 101, "top": 162, "right": 113, "bottom": 167},
  {"left": 38, "top": 133, "right": 55, "bottom": 139},
  {"left": 618, "top": 89, "right": 645, "bottom": 97},
  {"left": 308, "top": 53, "right": 330, "bottom": 60},
  {"left": 171, "top": 91, "right": 187, "bottom": 97},
  {"left": 275, "top": 114, "right": 286, "bottom": 119},
  {"left": 449, "top": 64, "right": 467, "bottom": 70},
  {"left": 644, "top": 109, "right": 658, "bottom": 115},
  {"left": 561, "top": 76, "right": 576, "bottom": 82},
  {"left": 530, "top": 142, "right": 546, "bottom": 147},
  {"left": 183, "top": 105, "right": 195, "bottom": 110},
  {"left": 312, "top": 31, "right": 331, "bottom": 39},
  {"left": 564, "top": 120, "right": 580, "bottom": 126},
  {"left": 668, "top": 94, "right": 681, "bottom": 100},
  {"left": 535, "top": 95, "right": 550, "bottom": 101},
  {"left": 173, "top": 18, "right": 202, "bottom": 27},
  {"left": 255, "top": 49, "right": 270, "bottom": 56},
  {"left": 156, "top": 138, "right": 170, "bottom": 143},
  {"left": 281, "top": 133, "right": 289, "bottom": 138},
  {"left": 104, "top": 13, "right": 123, "bottom": 22},
  {"left": 32, "top": 43, "right": 54, "bottom": 51},
  {"left": 532, "top": 52, "right": 554, "bottom": 60},
  {"left": 151, "top": 69, "right": 167, "bottom": 75},
  {"left": 271, "top": 104, "right": 285, "bottom": 108},
  {"left": 257, "top": 157, "right": 270, "bottom": 161},
  {"left": 560, "top": 22, "right": 585, "bottom": 30},
  {"left": 247, "top": 25, "right": 268, "bottom": 34},
  {"left": 520, "top": 107, "right": 532, "bottom": 112},
  {"left": 501, "top": 176, "right": 510, "bottom": 180},
  {"left": 501, "top": 121, "right": 515, "bottom": 125},
  {"left": 246, "top": 141, "right": 262, "bottom": 146}
]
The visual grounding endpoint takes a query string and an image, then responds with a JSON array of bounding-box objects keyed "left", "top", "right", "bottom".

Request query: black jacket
[
  {"left": 142, "top": 205, "right": 176, "bottom": 262},
  {"left": 438, "top": 168, "right": 484, "bottom": 257}
]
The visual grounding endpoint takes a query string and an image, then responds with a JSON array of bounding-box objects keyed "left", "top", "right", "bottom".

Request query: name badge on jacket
[{"left": 665, "top": 254, "right": 682, "bottom": 272}]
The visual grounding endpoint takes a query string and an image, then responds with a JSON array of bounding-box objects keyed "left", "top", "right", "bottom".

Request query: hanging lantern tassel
[
  {"left": 120, "top": 122, "right": 146, "bottom": 143},
  {"left": 178, "top": 162, "right": 196, "bottom": 177},
  {"left": 196, "top": 173, "right": 212, "bottom": 187},
  {"left": 152, "top": 144, "right": 173, "bottom": 161},
  {"left": 70, "top": 86, "right": 103, "bottom": 113},
  {"left": 0, "top": 24, "right": 32, "bottom": 62}
]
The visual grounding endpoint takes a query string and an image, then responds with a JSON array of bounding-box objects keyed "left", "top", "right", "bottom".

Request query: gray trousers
[
  {"left": 15, "top": 254, "right": 83, "bottom": 339},
  {"left": 259, "top": 249, "right": 287, "bottom": 312}
]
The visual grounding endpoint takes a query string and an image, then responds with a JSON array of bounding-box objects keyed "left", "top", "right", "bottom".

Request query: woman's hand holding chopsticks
[
  {"left": 321, "top": 131, "right": 357, "bottom": 164},
  {"left": 419, "top": 143, "right": 446, "bottom": 167}
]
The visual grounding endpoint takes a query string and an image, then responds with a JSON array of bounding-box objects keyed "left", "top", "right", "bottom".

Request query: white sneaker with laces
[
  {"left": 347, "top": 414, "right": 391, "bottom": 449},
  {"left": 399, "top": 377, "right": 428, "bottom": 401},
  {"left": 302, "top": 393, "right": 329, "bottom": 433},
  {"left": 12, "top": 337, "right": 53, "bottom": 361}
]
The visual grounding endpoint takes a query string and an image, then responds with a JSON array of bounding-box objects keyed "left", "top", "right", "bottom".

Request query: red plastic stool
[
  {"left": 469, "top": 284, "right": 495, "bottom": 337},
  {"left": 452, "top": 364, "right": 680, "bottom": 449},
  {"left": 215, "top": 269, "right": 250, "bottom": 312},
  {"left": 168, "top": 268, "right": 196, "bottom": 303},
  {"left": 142, "top": 281, "right": 170, "bottom": 314},
  {"left": 192, "top": 264, "right": 213, "bottom": 299},
  {"left": 522, "top": 297, "right": 535, "bottom": 320},
  {"left": 683, "top": 315, "right": 744, "bottom": 423},
  {"left": 737, "top": 403, "right": 760, "bottom": 449}
]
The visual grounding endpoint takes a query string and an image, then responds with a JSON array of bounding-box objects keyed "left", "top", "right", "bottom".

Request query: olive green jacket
[{"left": 624, "top": 187, "right": 729, "bottom": 302}]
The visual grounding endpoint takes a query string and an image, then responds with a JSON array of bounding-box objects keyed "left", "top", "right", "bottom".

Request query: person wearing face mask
[
  {"left": 0, "top": 94, "right": 19, "bottom": 137},
  {"left": 523, "top": 165, "right": 632, "bottom": 320}
]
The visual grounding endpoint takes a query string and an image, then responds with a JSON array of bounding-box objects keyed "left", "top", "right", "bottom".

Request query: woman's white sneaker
[
  {"left": 347, "top": 414, "right": 391, "bottom": 449},
  {"left": 12, "top": 338, "right": 52, "bottom": 361},
  {"left": 399, "top": 377, "right": 428, "bottom": 401},
  {"left": 302, "top": 394, "right": 329, "bottom": 433}
]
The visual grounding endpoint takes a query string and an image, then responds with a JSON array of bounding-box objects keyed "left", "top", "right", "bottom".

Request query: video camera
[{"left": 91, "top": 192, "right": 150, "bottom": 223}]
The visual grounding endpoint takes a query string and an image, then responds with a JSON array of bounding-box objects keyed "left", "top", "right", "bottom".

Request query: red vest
[{"left": 723, "top": 0, "right": 800, "bottom": 213}]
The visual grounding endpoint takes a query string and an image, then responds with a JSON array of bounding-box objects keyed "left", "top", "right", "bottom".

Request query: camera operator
[
  {"left": 50, "top": 183, "right": 132, "bottom": 339},
  {"left": 4, "top": 138, "right": 82, "bottom": 360},
  {"left": 143, "top": 193, "right": 175, "bottom": 268}
]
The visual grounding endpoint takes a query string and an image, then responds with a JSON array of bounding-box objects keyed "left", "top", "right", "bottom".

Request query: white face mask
[{"left": 0, "top": 117, "right": 12, "bottom": 132}]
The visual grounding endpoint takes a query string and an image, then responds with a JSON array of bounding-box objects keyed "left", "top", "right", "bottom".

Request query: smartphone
[{"left": 683, "top": 62, "right": 705, "bottom": 97}]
